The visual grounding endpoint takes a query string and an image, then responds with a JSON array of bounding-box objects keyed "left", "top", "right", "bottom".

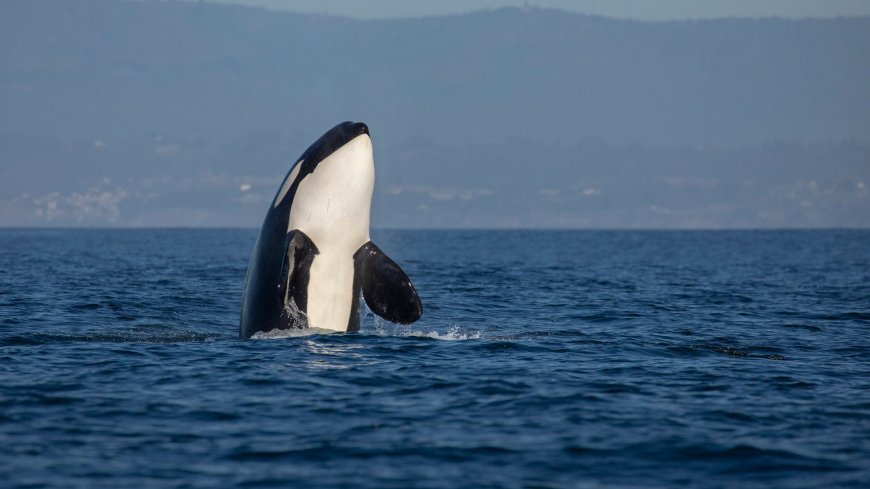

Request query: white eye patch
[{"left": 273, "top": 160, "right": 303, "bottom": 208}]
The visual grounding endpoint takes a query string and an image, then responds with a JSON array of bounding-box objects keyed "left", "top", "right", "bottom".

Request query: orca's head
[
  {"left": 296, "top": 121, "right": 371, "bottom": 178},
  {"left": 272, "top": 122, "right": 376, "bottom": 245}
]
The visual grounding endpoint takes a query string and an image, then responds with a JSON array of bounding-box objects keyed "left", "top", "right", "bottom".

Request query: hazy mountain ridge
[
  {"left": 2, "top": 132, "right": 866, "bottom": 228},
  {"left": 3, "top": 0, "right": 868, "bottom": 145},
  {"left": 1, "top": 0, "right": 868, "bottom": 227}
]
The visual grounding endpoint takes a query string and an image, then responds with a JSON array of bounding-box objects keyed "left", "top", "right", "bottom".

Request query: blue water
[{"left": 1, "top": 229, "right": 869, "bottom": 488}]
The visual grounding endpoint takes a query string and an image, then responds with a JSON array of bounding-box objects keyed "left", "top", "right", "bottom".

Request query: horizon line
[{"left": 2, "top": 225, "right": 868, "bottom": 232}]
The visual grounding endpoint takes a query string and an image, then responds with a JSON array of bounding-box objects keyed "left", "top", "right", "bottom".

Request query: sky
[{"left": 194, "top": 0, "right": 870, "bottom": 20}]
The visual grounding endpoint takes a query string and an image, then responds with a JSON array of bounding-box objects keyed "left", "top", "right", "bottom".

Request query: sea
[{"left": 1, "top": 229, "right": 868, "bottom": 488}]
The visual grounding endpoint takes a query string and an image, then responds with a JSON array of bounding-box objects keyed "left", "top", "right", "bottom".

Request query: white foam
[
  {"left": 250, "top": 327, "right": 339, "bottom": 340},
  {"left": 364, "top": 320, "right": 483, "bottom": 341},
  {"left": 249, "top": 299, "right": 314, "bottom": 339},
  {"left": 356, "top": 305, "right": 483, "bottom": 340},
  {"left": 399, "top": 327, "right": 484, "bottom": 341},
  {"left": 251, "top": 303, "right": 483, "bottom": 341}
]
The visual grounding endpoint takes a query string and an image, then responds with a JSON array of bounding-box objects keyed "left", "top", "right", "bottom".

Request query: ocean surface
[{"left": 1, "top": 229, "right": 868, "bottom": 488}]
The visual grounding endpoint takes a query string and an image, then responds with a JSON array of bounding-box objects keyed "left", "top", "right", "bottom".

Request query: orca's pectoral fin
[
  {"left": 279, "top": 230, "right": 318, "bottom": 308},
  {"left": 354, "top": 242, "right": 422, "bottom": 324}
]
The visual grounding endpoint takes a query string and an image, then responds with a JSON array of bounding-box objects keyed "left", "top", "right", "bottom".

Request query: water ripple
[{"left": 1, "top": 229, "right": 869, "bottom": 488}]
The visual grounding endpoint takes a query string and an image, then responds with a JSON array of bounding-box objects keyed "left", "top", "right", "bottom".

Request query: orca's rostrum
[{"left": 240, "top": 122, "right": 422, "bottom": 337}]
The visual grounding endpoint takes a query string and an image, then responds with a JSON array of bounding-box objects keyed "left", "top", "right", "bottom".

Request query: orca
[{"left": 239, "top": 121, "right": 422, "bottom": 338}]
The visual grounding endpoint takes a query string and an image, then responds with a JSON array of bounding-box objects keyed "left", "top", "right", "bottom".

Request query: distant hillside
[
  {"left": 2, "top": 0, "right": 868, "bottom": 147},
  {"left": 0, "top": 0, "right": 868, "bottom": 228}
]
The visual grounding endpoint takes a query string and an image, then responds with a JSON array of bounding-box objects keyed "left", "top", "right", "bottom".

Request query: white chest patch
[{"left": 287, "top": 134, "right": 374, "bottom": 332}]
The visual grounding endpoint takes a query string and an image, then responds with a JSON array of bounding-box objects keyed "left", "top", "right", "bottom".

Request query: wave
[
  {"left": 0, "top": 330, "right": 224, "bottom": 346},
  {"left": 672, "top": 343, "right": 787, "bottom": 361}
]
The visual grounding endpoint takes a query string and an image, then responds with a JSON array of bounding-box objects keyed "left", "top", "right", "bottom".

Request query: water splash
[
  {"left": 282, "top": 297, "right": 309, "bottom": 329},
  {"left": 399, "top": 326, "right": 484, "bottom": 341},
  {"left": 249, "top": 298, "right": 325, "bottom": 339},
  {"left": 250, "top": 327, "right": 339, "bottom": 340}
]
